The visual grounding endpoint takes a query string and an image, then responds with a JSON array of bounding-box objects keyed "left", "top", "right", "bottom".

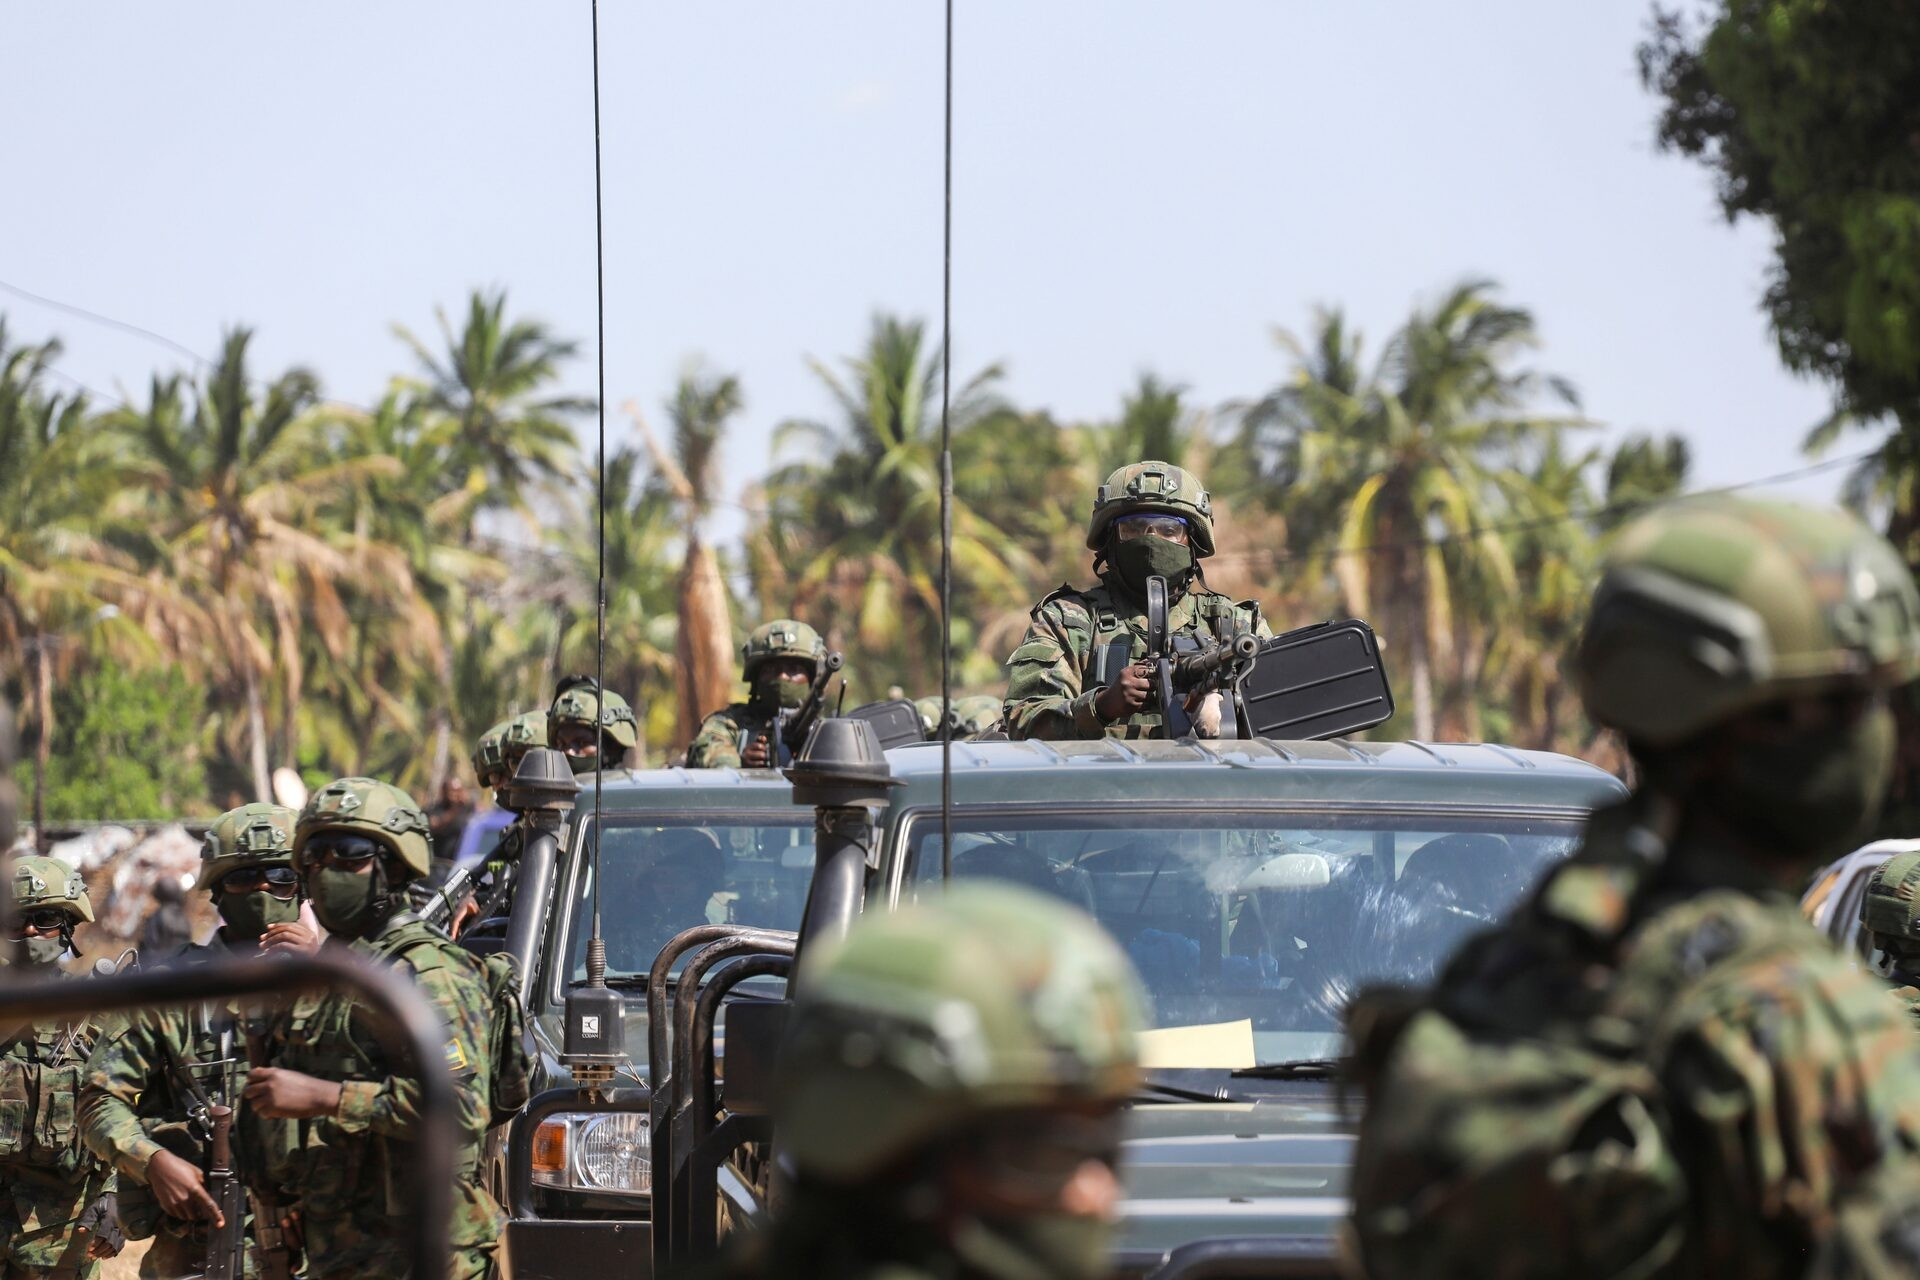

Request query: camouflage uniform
[
  {"left": 266, "top": 778, "right": 502, "bottom": 1280},
  {"left": 1347, "top": 496, "right": 1920, "bottom": 1280},
  {"left": 79, "top": 803, "right": 302, "bottom": 1279},
  {"left": 1, "top": 858, "right": 116, "bottom": 1280},
  {"left": 704, "top": 883, "right": 1146, "bottom": 1280},
  {"left": 1004, "top": 460, "right": 1269, "bottom": 739},
  {"left": 687, "top": 620, "right": 827, "bottom": 769}
]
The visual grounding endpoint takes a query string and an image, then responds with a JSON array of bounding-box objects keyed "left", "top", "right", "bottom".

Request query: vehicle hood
[{"left": 1116, "top": 1084, "right": 1354, "bottom": 1258}]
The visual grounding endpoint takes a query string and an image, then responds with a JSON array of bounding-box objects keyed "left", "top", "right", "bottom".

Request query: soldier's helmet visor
[
  {"left": 1114, "top": 514, "right": 1189, "bottom": 544},
  {"left": 298, "top": 832, "right": 385, "bottom": 871},
  {"left": 218, "top": 865, "right": 301, "bottom": 899},
  {"left": 16, "top": 908, "right": 69, "bottom": 935}
]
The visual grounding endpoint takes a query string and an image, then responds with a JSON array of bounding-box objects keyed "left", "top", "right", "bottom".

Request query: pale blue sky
[{"left": 3, "top": 2, "right": 1845, "bottom": 550}]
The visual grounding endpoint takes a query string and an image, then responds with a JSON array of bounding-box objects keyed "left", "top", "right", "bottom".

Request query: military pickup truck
[{"left": 498, "top": 734, "right": 1626, "bottom": 1279}]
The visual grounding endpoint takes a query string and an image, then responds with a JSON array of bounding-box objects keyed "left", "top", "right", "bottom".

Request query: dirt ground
[{"left": 99, "top": 1239, "right": 150, "bottom": 1279}]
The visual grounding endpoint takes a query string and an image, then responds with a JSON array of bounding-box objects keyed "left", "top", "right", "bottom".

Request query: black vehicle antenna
[
  {"left": 588, "top": 0, "right": 609, "bottom": 985},
  {"left": 939, "top": 0, "right": 955, "bottom": 883}
]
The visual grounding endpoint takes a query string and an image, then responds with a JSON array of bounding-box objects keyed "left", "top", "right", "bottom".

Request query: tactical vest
[{"left": 0, "top": 996, "right": 102, "bottom": 1183}]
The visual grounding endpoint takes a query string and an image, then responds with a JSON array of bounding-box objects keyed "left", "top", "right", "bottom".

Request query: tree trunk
[
  {"left": 428, "top": 641, "right": 454, "bottom": 791},
  {"left": 1458, "top": 633, "right": 1485, "bottom": 742},
  {"left": 242, "top": 661, "right": 272, "bottom": 803},
  {"left": 32, "top": 642, "right": 52, "bottom": 851},
  {"left": 676, "top": 531, "right": 735, "bottom": 751}
]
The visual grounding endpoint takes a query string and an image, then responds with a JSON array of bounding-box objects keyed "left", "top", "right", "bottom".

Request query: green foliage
[
  {"left": 1640, "top": 2, "right": 1920, "bottom": 428},
  {"left": 16, "top": 663, "right": 208, "bottom": 820}
]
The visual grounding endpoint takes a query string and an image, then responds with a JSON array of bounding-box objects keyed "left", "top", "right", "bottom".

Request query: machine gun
[
  {"left": 739, "top": 650, "right": 845, "bottom": 768},
  {"left": 1141, "top": 575, "right": 1259, "bottom": 738}
]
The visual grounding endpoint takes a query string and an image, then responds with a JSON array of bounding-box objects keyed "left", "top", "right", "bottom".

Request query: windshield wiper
[
  {"left": 1134, "top": 1073, "right": 1247, "bottom": 1104},
  {"left": 572, "top": 974, "right": 652, "bottom": 990},
  {"left": 1230, "top": 1058, "right": 1344, "bottom": 1080}
]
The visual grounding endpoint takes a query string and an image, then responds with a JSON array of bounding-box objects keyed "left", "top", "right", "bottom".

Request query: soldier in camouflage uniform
[
  {"left": 78, "top": 803, "right": 316, "bottom": 1279},
  {"left": 1346, "top": 496, "right": 1920, "bottom": 1280},
  {"left": 1860, "top": 851, "right": 1920, "bottom": 1022},
  {"left": 1003, "top": 460, "right": 1270, "bottom": 739},
  {"left": 705, "top": 882, "right": 1146, "bottom": 1280},
  {"left": 548, "top": 676, "right": 639, "bottom": 776},
  {"left": 1, "top": 856, "right": 122, "bottom": 1279},
  {"left": 241, "top": 778, "right": 501, "bottom": 1280},
  {"left": 913, "top": 695, "right": 1004, "bottom": 740},
  {"left": 687, "top": 620, "right": 828, "bottom": 769},
  {"left": 470, "top": 719, "right": 512, "bottom": 793}
]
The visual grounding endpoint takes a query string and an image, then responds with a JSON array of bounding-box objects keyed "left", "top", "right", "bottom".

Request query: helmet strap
[{"left": 61, "top": 921, "right": 81, "bottom": 959}]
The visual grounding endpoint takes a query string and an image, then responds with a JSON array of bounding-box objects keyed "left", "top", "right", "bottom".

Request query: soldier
[
  {"left": 1, "top": 856, "right": 123, "bottom": 1278},
  {"left": 78, "top": 803, "right": 317, "bottom": 1279},
  {"left": 1003, "top": 460, "right": 1270, "bottom": 740},
  {"left": 1861, "top": 851, "right": 1920, "bottom": 1021},
  {"left": 241, "top": 778, "right": 501, "bottom": 1280},
  {"left": 548, "top": 676, "right": 639, "bottom": 776},
  {"left": 687, "top": 620, "right": 827, "bottom": 769},
  {"left": 706, "top": 882, "right": 1146, "bottom": 1280},
  {"left": 470, "top": 719, "right": 511, "bottom": 794},
  {"left": 1346, "top": 496, "right": 1920, "bottom": 1279},
  {"left": 912, "top": 695, "right": 954, "bottom": 741},
  {"left": 953, "top": 694, "right": 1004, "bottom": 738}
]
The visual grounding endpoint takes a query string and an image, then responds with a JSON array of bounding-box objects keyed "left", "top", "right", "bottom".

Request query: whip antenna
[
  {"left": 938, "top": 0, "right": 955, "bottom": 882},
  {"left": 588, "top": 0, "right": 609, "bottom": 983}
]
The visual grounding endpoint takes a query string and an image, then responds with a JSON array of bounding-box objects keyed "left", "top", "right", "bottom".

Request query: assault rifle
[
  {"left": 1140, "top": 575, "right": 1259, "bottom": 738},
  {"left": 739, "top": 650, "right": 845, "bottom": 768},
  {"left": 202, "top": 1103, "right": 246, "bottom": 1280},
  {"left": 414, "top": 853, "right": 517, "bottom": 937},
  {"left": 241, "top": 1021, "right": 299, "bottom": 1280}
]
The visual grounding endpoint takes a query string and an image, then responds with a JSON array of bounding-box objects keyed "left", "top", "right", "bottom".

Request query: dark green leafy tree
[
  {"left": 20, "top": 663, "right": 208, "bottom": 821},
  {"left": 1639, "top": 4, "right": 1920, "bottom": 467},
  {"left": 1601, "top": 432, "right": 1692, "bottom": 528}
]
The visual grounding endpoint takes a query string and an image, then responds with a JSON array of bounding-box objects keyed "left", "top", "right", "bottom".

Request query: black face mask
[{"left": 1109, "top": 535, "right": 1195, "bottom": 599}]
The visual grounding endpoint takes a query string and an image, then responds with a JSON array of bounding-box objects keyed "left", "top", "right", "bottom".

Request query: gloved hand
[{"left": 77, "top": 1191, "right": 125, "bottom": 1258}]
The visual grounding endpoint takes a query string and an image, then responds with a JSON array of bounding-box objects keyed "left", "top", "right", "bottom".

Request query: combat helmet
[
  {"left": 472, "top": 718, "right": 513, "bottom": 789},
  {"left": 742, "top": 619, "right": 826, "bottom": 681},
  {"left": 500, "top": 711, "right": 549, "bottom": 776},
  {"left": 953, "top": 694, "right": 1003, "bottom": 737},
  {"left": 775, "top": 881, "right": 1146, "bottom": 1183},
  {"left": 549, "top": 676, "right": 639, "bottom": 751},
  {"left": 1577, "top": 495, "right": 1920, "bottom": 747},
  {"left": 1087, "top": 460, "right": 1215, "bottom": 557},
  {"left": 292, "top": 777, "right": 433, "bottom": 883},
  {"left": 197, "top": 802, "right": 297, "bottom": 891},
  {"left": 913, "top": 696, "right": 954, "bottom": 739},
  {"left": 1864, "top": 852, "right": 1920, "bottom": 957},
  {"left": 12, "top": 854, "right": 93, "bottom": 924}
]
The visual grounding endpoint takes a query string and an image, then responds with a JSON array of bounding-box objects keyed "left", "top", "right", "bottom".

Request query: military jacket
[
  {"left": 78, "top": 936, "right": 271, "bottom": 1244},
  {"left": 0, "top": 971, "right": 114, "bottom": 1268},
  {"left": 261, "top": 917, "right": 500, "bottom": 1279},
  {"left": 687, "top": 704, "right": 777, "bottom": 769},
  {"left": 1347, "top": 795, "right": 1920, "bottom": 1280},
  {"left": 1002, "top": 575, "right": 1268, "bottom": 739}
]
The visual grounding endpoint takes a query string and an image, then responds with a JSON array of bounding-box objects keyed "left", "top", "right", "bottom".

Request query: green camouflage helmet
[
  {"left": 1087, "top": 459, "right": 1215, "bottom": 557},
  {"left": 1577, "top": 495, "right": 1920, "bottom": 746},
  {"left": 954, "top": 694, "right": 1003, "bottom": 736},
  {"left": 197, "top": 802, "right": 297, "bottom": 891},
  {"left": 501, "top": 711, "right": 549, "bottom": 774},
  {"left": 472, "top": 718, "right": 513, "bottom": 786},
  {"left": 776, "top": 881, "right": 1147, "bottom": 1183},
  {"left": 913, "top": 696, "right": 953, "bottom": 738},
  {"left": 293, "top": 777, "right": 433, "bottom": 882},
  {"left": 1863, "top": 852, "right": 1920, "bottom": 953},
  {"left": 742, "top": 619, "right": 826, "bottom": 680},
  {"left": 549, "top": 682, "right": 639, "bottom": 751},
  {"left": 12, "top": 854, "right": 93, "bottom": 924}
]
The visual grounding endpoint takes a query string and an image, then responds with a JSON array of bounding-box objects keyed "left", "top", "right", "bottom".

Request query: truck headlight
[{"left": 531, "top": 1111, "right": 651, "bottom": 1196}]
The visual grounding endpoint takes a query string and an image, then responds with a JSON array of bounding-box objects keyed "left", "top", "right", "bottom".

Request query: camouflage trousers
[{"left": 0, "top": 1213, "right": 100, "bottom": 1280}]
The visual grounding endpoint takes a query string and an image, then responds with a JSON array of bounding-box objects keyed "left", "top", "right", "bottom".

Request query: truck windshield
[
  {"left": 905, "top": 810, "right": 1583, "bottom": 1066},
  {"left": 564, "top": 817, "right": 816, "bottom": 984}
]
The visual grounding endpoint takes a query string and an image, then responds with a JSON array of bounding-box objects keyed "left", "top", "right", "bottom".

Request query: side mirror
[{"left": 719, "top": 1001, "right": 789, "bottom": 1117}]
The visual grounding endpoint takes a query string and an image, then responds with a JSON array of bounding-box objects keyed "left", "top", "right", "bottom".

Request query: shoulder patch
[{"left": 444, "top": 1038, "right": 470, "bottom": 1073}]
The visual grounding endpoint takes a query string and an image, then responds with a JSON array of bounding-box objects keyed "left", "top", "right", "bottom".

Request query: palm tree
[
  {"left": 626, "top": 361, "right": 741, "bottom": 750},
  {"left": 752, "top": 314, "right": 1036, "bottom": 695},
  {"left": 1081, "top": 372, "right": 1208, "bottom": 472},
  {"left": 1241, "top": 281, "right": 1584, "bottom": 739},
  {"left": 1602, "top": 432, "right": 1692, "bottom": 529},
  {"left": 113, "top": 328, "right": 400, "bottom": 800},
  {"left": 395, "top": 289, "right": 589, "bottom": 529}
]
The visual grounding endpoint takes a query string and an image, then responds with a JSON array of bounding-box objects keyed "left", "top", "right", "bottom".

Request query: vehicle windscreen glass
[
  {"left": 564, "top": 817, "right": 816, "bottom": 984},
  {"left": 906, "top": 811, "right": 1583, "bottom": 1066}
]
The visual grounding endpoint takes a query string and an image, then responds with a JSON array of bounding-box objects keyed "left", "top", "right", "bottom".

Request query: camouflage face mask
[{"left": 1699, "top": 699, "right": 1896, "bottom": 864}]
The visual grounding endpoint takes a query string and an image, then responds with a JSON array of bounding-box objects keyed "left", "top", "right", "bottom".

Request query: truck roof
[{"left": 582, "top": 737, "right": 1626, "bottom": 815}]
